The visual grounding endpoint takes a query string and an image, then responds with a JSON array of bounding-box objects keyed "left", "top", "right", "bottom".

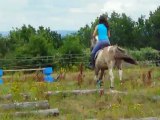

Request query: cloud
[
  {"left": 69, "top": 3, "right": 102, "bottom": 14},
  {"left": 102, "top": 0, "right": 160, "bottom": 20},
  {"left": 0, "top": 0, "right": 159, "bottom": 31},
  {"left": 0, "top": 0, "right": 28, "bottom": 11}
]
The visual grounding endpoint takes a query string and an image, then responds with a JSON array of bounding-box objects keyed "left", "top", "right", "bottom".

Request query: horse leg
[
  {"left": 99, "top": 70, "right": 104, "bottom": 80},
  {"left": 109, "top": 68, "right": 114, "bottom": 89},
  {"left": 94, "top": 68, "right": 104, "bottom": 88},
  {"left": 119, "top": 69, "right": 123, "bottom": 83},
  {"left": 108, "top": 61, "right": 115, "bottom": 89},
  {"left": 117, "top": 61, "right": 123, "bottom": 84},
  {"left": 94, "top": 68, "right": 99, "bottom": 82},
  {"left": 98, "top": 70, "right": 104, "bottom": 87}
]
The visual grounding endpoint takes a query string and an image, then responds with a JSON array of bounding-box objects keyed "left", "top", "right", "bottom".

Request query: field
[{"left": 0, "top": 65, "right": 160, "bottom": 120}]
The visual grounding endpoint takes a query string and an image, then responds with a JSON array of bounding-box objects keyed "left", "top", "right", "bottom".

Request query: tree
[
  {"left": 77, "top": 25, "right": 92, "bottom": 48},
  {"left": 148, "top": 6, "right": 160, "bottom": 50},
  {"left": 59, "top": 35, "right": 84, "bottom": 66},
  {"left": 109, "top": 12, "right": 135, "bottom": 48},
  {"left": 7, "top": 25, "right": 62, "bottom": 58},
  {"left": 0, "top": 36, "right": 9, "bottom": 57},
  {"left": 60, "top": 35, "right": 84, "bottom": 55},
  {"left": 37, "top": 26, "right": 62, "bottom": 49},
  {"left": 132, "top": 15, "right": 150, "bottom": 48}
]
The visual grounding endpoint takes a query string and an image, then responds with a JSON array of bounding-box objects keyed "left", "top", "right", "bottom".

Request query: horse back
[{"left": 95, "top": 46, "right": 113, "bottom": 69}]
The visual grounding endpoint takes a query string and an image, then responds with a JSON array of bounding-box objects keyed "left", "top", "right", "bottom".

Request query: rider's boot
[{"left": 88, "top": 54, "right": 95, "bottom": 70}]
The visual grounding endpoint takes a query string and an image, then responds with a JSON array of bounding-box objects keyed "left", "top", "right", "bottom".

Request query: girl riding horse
[{"left": 89, "top": 15, "right": 111, "bottom": 69}]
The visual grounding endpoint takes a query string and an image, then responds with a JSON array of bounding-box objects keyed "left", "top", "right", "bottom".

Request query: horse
[{"left": 90, "top": 37, "right": 137, "bottom": 89}]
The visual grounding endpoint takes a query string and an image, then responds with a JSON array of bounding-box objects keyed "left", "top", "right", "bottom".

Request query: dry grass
[{"left": 0, "top": 66, "right": 160, "bottom": 120}]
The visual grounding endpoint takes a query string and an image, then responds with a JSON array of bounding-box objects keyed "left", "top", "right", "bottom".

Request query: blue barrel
[
  {"left": 43, "top": 67, "right": 54, "bottom": 83},
  {"left": 0, "top": 69, "right": 3, "bottom": 77},
  {"left": 43, "top": 67, "right": 53, "bottom": 75},
  {"left": 44, "top": 76, "right": 54, "bottom": 82},
  {"left": 0, "top": 79, "right": 3, "bottom": 84},
  {"left": 0, "top": 69, "right": 3, "bottom": 84}
]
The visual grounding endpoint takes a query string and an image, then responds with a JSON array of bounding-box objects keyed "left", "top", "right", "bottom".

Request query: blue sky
[{"left": 0, "top": 0, "right": 160, "bottom": 31}]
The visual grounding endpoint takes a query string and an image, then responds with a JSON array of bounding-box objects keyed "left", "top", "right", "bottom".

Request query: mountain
[
  {"left": 0, "top": 31, "right": 9, "bottom": 36},
  {"left": 57, "top": 30, "right": 77, "bottom": 37},
  {"left": 0, "top": 30, "right": 77, "bottom": 37}
]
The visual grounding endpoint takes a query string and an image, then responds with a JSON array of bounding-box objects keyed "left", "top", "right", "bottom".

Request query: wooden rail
[{"left": 3, "top": 68, "right": 44, "bottom": 72}]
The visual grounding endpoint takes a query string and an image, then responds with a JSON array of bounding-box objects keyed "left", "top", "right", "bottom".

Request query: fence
[
  {"left": 0, "top": 53, "right": 159, "bottom": 70},
  {"left": 0, "top": 53, "right": 90, "bottom": 70}
]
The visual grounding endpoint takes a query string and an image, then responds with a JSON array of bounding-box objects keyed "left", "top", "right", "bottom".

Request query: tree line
[{"left": 0, "top": 6, "right": 159, "bottom": 68}]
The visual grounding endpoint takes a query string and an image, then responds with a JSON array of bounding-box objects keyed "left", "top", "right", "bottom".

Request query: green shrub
[{"left": 128, "top": 47, "right": 160, "bottom": 61}]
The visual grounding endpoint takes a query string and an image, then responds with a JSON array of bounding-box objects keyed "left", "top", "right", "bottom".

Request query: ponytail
[
  {"left": 104, "top": 21, "right": 109, "bottom": 29},
  {"left": 99, "top": 15, "right": 109, "bottom": 29}
]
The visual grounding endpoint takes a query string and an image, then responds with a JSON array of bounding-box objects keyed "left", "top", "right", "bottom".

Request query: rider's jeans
[{"left": 91, "top": 40, "right": 110, "bottom": 67}]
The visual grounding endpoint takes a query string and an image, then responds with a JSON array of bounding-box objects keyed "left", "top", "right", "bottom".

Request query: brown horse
[{"left": 91, "top": 38, "right": 137, "bottom": 89}]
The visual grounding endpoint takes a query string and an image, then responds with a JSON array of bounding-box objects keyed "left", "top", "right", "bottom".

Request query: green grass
[{"left": 0, "top": 66, "right": 160, "bottom": 120}]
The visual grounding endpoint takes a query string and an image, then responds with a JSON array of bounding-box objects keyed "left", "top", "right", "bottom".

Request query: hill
[{"left": 0, "top": 30, "right": 77, "bottom": 37}]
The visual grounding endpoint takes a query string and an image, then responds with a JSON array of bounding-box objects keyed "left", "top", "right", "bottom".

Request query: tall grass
[{"left": 0, "top": 66, "right": 160, "bottom": 119}]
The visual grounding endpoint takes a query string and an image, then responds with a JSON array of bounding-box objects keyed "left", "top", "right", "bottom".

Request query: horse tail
[{"left": 115, "top": 47, "right": 138, "bottom": 65}]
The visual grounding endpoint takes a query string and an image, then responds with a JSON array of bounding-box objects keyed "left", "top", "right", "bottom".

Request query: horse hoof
[{"left": 96, "top": 80, "right": 103, "bottom": 88}]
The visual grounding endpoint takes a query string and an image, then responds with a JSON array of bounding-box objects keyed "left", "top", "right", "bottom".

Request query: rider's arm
[{"left": 92, "top": 25, "right": 98, "bottom": 38}]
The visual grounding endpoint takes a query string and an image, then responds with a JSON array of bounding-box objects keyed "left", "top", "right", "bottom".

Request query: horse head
[{"left": 90, "top": 36, "right": 98, "bottom": 51}]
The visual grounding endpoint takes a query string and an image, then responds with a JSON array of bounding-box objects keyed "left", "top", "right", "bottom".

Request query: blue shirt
[{"left": 97, "top": 24, "right": 109, "bottom": 41}]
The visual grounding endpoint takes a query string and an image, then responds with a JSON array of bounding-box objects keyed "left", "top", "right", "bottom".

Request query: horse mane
[
  {"left": 117, "top": 46, "right": 126, "bottom": 53},
  {"left": 113, "top": 45, "right": 126, "bottom": 53}
]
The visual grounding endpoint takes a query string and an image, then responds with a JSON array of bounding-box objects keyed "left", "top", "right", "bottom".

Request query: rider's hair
[{"left": 99, "top": 15, "right": 109, "bottom": 29}]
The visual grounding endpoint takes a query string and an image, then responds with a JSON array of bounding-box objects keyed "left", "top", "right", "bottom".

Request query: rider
[{"left": 89, "top": 15, "right": 111, "bottom": 69}]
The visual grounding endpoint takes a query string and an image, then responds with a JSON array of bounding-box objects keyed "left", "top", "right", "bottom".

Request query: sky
[{"left": 0, "top": 0, "right": 160, "bottom": 31}]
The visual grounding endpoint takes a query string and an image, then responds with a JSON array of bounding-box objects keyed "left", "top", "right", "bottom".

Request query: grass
[{"left": 0, "top": 66, "right": 160, "bottom": 120}]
